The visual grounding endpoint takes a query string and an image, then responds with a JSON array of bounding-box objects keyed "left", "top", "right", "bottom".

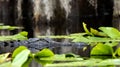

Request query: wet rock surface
[{"left": 0, "top": 38, "right": 90, "bottom": 57}]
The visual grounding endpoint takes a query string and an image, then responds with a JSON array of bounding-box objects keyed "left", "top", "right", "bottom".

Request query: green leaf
[
  {"left": 12, "top": 46, "right": 28, "bottom": 58},
  {"left": 104, "top": 42, "right": 118, "bottom": 47},
  {"left": 96, "top": 59, "right": 120, "bottom": 66},
  {"left": 0, "top": 61, "right": 12, "bottom": 67},
  {"left": 99, "top": 27, "right": 120, "bottom": 38},
  {"left": 87, "top": 37, "right": 111, "bottom": 42},
  {"left": 34, "top": 48, "right": 54, "bottom": 66},
  {"left": 72, "top": 36, "right": 90, "bottom": 42},
  {"left": 114, "top": 47, "right": 120, "bottom": 57},
  {"left": 0, "top": 26, "right": 10, "bottom": 30},
  {"left": 13, "top": 34, "right": 28, "bottom": 40},
  {"left": 12, "top": 49, "right": 30, "bottom": 67},
  {"left": 116, "top": 47, "right": 120, "bottom": 56},
  {"left": 19, "top": 31, "right": 28, "bottom": 37},
  {"left": 13, "top": 31, "right": 28, "bottom": 40},
  {"left": 22, "top": 53, "right": 33, "bottom": 67},
  {"left": 72, "top": 36, "right": 112, "bottom": 43},
  {"left": 83, "top": 22, "right": 92, "bottom": 35},
  {"left": 91, "top": 43, "right": 113, "bottom": 55},
  {"left": 22, "top": 57, "right": 32, "bottom": 67},
  {"left": 90, "top": 28, "right": 107, "bottom": 37},
  {"left": 0, "top": 31, "right": 28, "bottom": 41},
  {"left": 35, "top": 48, "right": 54, "bottom": 58}
]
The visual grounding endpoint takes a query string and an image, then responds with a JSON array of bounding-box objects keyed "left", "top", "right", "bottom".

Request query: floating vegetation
[
  {"left": 0, "top": 31, "right": 28, "bottom": 41},
  {"left": 0, "top": 25, "right": 23, "bottom": 30}
]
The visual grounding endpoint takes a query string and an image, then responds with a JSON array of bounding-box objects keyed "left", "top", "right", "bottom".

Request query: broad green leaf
[
  {"left": 0, "top": 53, "right": 11, "bottom": 64},
  {"left": 0, "top": 61, "right": 12, "bottom": 67},
  {"left": 0, "top": 31, "right": 28, "bottom": 41},
  {"left": 22, "top": 57, "right": 32, "bottom": 67},
  {"left": 12, "top": 46, "right": 28, "bottom": 58},
  {"left": 91, "top": 43, "right": 113, "bottom": 55},
  {"left": 19, "top": 31, "right": 28, "bottom": 37},
  {"left": 13, "top": 34, "right": 28, "bottom": 40},
  {"left": 90, "top": 28, "right": 107, "bottom": 37},
  {"left": 34, "top": 48, "right": 54, "bottom": 66},
  {"left": 35, "top": 48, "right": 54, "bottom": 58},
  {"left": 72, "top": 36, "right": 112, "bottom": 43},
  {"left": 87, "top": 37, "right": 111, "bottom": 42},
  {"left": 99, "top": 27, "right": 120, "bottom": 38},
  {"left": 22, "top": 53, "right": 33, "bottom": 67},
  {"left": 12, "top": 49, "right": 30, "bottom": 67}
]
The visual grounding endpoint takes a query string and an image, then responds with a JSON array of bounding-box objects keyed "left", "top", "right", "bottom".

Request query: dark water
[{"left": 0, "top": 0, "right": 113, "bottom": 38}]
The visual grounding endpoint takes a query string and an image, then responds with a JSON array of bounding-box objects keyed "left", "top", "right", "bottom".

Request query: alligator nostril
[
  {"left": 10, "top": 41, "right": 14, "bottom": 43},
  {"left": 10, "top": 44, "right": 14, "bottom": 47}
]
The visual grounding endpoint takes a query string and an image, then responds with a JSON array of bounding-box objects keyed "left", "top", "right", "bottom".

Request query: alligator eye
[{"left": 4, "top": 42, "right": 9, "bottom": 47}]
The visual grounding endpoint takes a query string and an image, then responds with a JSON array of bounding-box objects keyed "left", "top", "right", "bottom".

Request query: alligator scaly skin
[
  {"left": 0, "top": 38, "right": 61, "bottom": 53},
  {"left": 0, "top": 38, "right": 89, "bottom": 57}
]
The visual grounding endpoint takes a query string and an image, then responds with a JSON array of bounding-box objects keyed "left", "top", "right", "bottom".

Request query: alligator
[{"left": 0, "top": 38, "right": 90, "bottom": 57}]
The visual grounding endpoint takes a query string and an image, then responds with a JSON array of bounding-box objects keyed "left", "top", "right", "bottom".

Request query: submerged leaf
[{"left": 40, "top": 54, "right": 83, "bottom": 62}]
